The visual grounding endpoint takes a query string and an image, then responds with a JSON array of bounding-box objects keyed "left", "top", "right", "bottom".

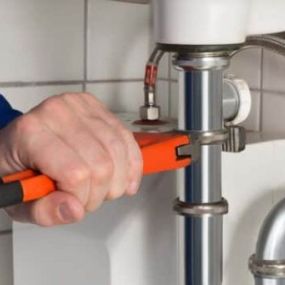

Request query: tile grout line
[
  {"left": 0, "top": 79, "right": 284, "bottom": 96},
  {"left": 0, "top": 79, "right": 145, "bottom": 88},
  {"left": 259, "top": 48, "right": 264, "bottom": 133},
  {"left": 159, "top": 77, "right": 178, "bottom": 83},
  {"left": 167, "top": 53, "right": 172, "bottom": 117},
  {"left": 82, "top": 0, "right": 89, "bottom": 92}
]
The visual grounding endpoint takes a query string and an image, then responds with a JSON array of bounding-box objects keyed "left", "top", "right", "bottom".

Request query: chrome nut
[{"left": 140, "top": 105, "right": 160, "bottom": 121}]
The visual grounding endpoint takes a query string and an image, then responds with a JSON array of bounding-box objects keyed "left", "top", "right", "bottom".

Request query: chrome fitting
[
  {"left": 190, "top": 129, "right": 228, "bottom": 145},
  {"left": 140, "top": 105, "right": 160, "bottom": 121},
  {"left": 176, "top": 129, "right": 228, "bottom": 162},
  {"left": 174, "top": 51, "right": 231, "bottom": 71},
  {"left": 249, "top": 254, "right": 285, "bottom": 279},
  {"left": 174, "top": 198, "right": 228, "bottom": 217}
]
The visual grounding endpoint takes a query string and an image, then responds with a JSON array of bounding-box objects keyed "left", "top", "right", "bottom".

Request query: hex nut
[{"left": 140, "top": 105, "right": 160, "bottom": 120}]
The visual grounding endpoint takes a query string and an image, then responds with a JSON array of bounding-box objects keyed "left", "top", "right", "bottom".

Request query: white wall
[
  {"left": 0, "top": 0, "right": 284, "bottom": 284},
  {"left": 0, "top": 0, "right": 152, "bottom": 284}
]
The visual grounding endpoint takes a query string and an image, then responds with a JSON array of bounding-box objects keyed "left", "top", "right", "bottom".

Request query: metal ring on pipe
[
  {"left": 178, "top": 129, "right": 228, "bottom": 145},
  {"left": 174, "top": 198, "right": 228, "bottom": 217},
  {"left": 191, "top": 130, "right": 228, "bottom": 145},
  {"left": 249, "top": 254, "right": 285, "bottom": 279}
]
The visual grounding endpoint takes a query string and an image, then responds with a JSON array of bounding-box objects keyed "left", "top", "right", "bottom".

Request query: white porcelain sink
[{"left": 154, "top": 0, "right": 285, "bottom": 45}]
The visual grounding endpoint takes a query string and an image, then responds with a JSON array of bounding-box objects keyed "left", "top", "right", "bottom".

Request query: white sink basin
[{"left": 154, "top": 0, "right": 285, "bottom": 45}]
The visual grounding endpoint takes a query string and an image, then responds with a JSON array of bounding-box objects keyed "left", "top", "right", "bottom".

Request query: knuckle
[
  {"left": 30, "top": 204, "right": 49, "bottom": 227},
  {"left": 107, "top": 189, "right": 124, "bottom": 201},
  {"left": 65, "top": 165, "right": 91, "bottom": 189},
  {"left": 133, "top": 160, "right": 143, "bottom": 176},
  {"left": 14, "top": 114, "right": 40, "bottom": 135},
  {"left": 61, "top": 92, "right": 91, "bottom": 104},
  {"left": 40, "top": 96, "right": 62, "bottom": 113},
  {"left": 61, "top": 92, "right": 79, "bottom": 101},
  {"left": 85, "top": 197, "right": 103, "bottom": 212},
  {"left": 119, "top": 126, "right": 132, "bottom": 137},
  {"left": 110, "top": 137, "right": 125, "bottom": 154},
  {"left": 92, "top": 158, "right": 114, "bottom": 185},
  {"left": 81, "top": 92, "right": 93, "bottom": 101},
  {"left": 83, "top": 92, "right": 103, "bottom": 105}
]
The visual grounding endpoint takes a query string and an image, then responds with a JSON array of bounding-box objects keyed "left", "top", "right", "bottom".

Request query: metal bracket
[
  {"left": 174, "top": 198, "right": 229, "bottom": 217},
  {"left": 249, "top": 254, "right": 285, "bottom": 279}
]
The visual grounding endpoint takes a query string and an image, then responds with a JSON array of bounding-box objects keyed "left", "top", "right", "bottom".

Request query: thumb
[{"left": 5, "top": 191, "right": 85, "bottom": 227}]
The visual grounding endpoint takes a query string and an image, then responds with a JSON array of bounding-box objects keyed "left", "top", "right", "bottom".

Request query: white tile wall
[
  {"left": 87, "top": 80, "right": 169, "bottom": 116},
  {"left": 0, "top": 0, "right": 84, "bottom": 82},
  {"left": 87, "top": 82, "right": 144, "bottom": 113},
  {"left": 0, "top": 1, "right": 155, "bottom": 283},
  {"left": 1, "top": 85, "right": 82, "bottom": 112},
  {"left": 87, "top": 0, "right": 150, "bottom": 80}
]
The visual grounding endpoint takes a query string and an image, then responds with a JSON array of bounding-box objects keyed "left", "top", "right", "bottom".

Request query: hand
[{"left": 0, "top": 93, "right": 143, "bottom": 226}]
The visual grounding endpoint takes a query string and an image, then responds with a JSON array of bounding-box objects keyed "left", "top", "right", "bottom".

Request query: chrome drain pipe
[
  {"left": 174, "top": 52, "right": 231, "bottom": 285},
  {"left": 250, "top": 198, "right": 285, "bottom": 285}
]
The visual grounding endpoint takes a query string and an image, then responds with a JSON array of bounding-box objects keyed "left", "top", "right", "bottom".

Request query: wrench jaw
[
  {"left": 176, "top": 140, "right": 201, "bottom": 163},
  {"left": 134, "top": 131, "right": 192, "bottom": 175}
]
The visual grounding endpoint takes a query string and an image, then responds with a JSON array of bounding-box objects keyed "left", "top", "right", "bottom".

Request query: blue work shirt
[{"left": 0, "top": 95, "right": 22, "bottom": 128}]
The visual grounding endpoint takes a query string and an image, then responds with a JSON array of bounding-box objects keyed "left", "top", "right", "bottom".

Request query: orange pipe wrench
[{"left": 0, "top": 132, "right": 193, "bottom": 208}]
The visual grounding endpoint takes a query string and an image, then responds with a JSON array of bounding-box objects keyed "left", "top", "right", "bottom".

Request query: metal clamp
[
  {"left": 190, "top": 129, "right": 228, "bottom": 145},
  {"left": 174, "top": 198, "right": 229, "bottom": 217},
  {"left": 249, "top": 254, "right": 285, "bottom": 279},
  {"left": 176, "top": 129, "right": 228, "bottom": 162}
]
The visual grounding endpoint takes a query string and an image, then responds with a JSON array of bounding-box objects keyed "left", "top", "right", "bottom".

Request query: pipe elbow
[{"left": 256, "top": 198, "right": 285, "bottom": 261}]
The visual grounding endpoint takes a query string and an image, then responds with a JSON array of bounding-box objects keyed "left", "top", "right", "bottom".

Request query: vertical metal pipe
[
  {"left": 176, "top": 54, "right": 229, "bottom": 285},
  {"left": 184, "top": 70, "right": 223, "bottom": 203}
]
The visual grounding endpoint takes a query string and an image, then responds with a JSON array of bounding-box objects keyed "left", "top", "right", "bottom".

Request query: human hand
[{"left": 0, "top": 93, "right": 143, "bottom": 226}]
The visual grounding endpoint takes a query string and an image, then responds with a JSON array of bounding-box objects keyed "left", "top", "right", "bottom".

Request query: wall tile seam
[
  {"left": 158, "top": 78, "right": 178, "bottom": 83},
  {"left": 167, "top": 53, "right": 172, "bottom": 117},
  {"left": 259, "top": 48, "right": 264, "bottom": 133},
  {"left": 233, "top": 87, "right": 285, "bottom": 96},
  {"left": 83, "top": 0, "right": 89, "bottom": 92},
  {"left": 0, "top": 79, "right": 145, "bottom": 88},
  {"left": 262, "top": 89, "right": 285, "bottom": 96}
]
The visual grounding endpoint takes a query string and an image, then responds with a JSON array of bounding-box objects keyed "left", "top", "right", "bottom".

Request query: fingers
[
  {"left": 6, "top": 191, "right": 84, "bottom": 227},
  {"left": 119, "top": 128, "right": 143, "bottom": 196},
  {"left": 13, "top": 118, "right": 92, "bottom": 205},
  {"left": 34, "top": 93, "right": 142, "bottom": 207},
  {"left": 61, "top": 93, "right": 143, "bottom": 197},
  {"left": 1, "top": 92, "right": 143, "bottom": 227}
]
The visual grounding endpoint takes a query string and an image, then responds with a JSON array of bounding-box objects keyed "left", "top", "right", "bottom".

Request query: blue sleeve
[{"left": 0, "top": 95, "right": 22, "bottom": 129}]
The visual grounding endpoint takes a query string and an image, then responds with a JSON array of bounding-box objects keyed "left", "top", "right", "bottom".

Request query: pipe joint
[
  {"left": 250, "top": 254, "right": 285, "bottom": 279},
  {"left": 174, "top": 198, "right": 228, "bottom": 217}
]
